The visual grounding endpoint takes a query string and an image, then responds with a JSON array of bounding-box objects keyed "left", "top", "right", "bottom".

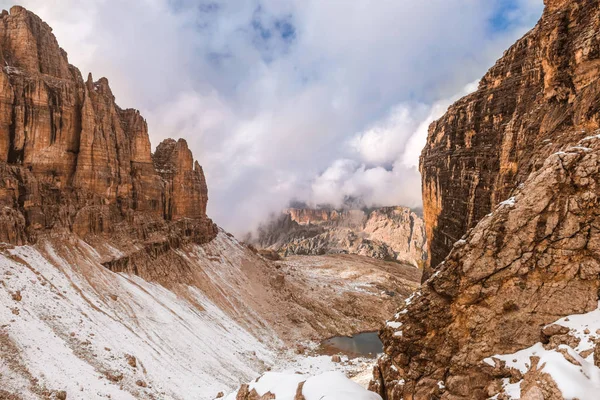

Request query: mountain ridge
[
  {"left": 372, "top": 0, "right": 600, "bottom": 398},
  {"left": 254, "top": 206, "right": 427, "bottom": 268},
  {"left": 0, "top": 6, "right": 219, "bottom": 285}
]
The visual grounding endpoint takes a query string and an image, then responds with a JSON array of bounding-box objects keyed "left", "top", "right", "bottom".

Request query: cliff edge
[
  {"left": 0, "top": 6, "right": 217, "bottom": 248},
  {"left": 420, "top": 0, "right": 600, "bottom": 278},
  {"left": 373, "top": 0, "right": 600, "bottom": 398}
]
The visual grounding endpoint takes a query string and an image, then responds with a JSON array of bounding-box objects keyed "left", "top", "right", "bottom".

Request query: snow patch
[
  {"left": 386, "top": 321, "right": 402, "bottom": 329},
  {"left": 224, "top": 371, "right": 382, "bottom": 400},
  {"left": 499, "top": 197, "right": 516, "bottom": 207},
  {"left": 483, "top": 302, "right": 600, "bottom": 399}
]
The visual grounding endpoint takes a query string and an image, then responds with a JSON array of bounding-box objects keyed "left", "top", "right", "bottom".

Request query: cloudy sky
[{"left": 0, "top": 0, "right": 543, "bottom": 234}]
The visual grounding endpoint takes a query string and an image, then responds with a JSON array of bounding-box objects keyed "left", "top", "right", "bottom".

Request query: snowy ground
[
  {"left": 484, "top": 302, "right": 600, "bottom": 399},
  {"left": 0, "top": 243, "right": 273, "bottom": 399},
  {"left": 219, "top": 338, "right": 382, "bottom": 399},
  {"left": 223, "top": 370, "right": 382, "bottom": 400},
  {"left": 0, "top": 235, "right": 395, "bottom": 399}
]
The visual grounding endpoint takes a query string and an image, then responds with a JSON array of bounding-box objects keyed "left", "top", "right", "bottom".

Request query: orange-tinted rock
[
  {"left": 377, "top": 0, "right": 600, "bottom": 398},
  {"left": 420, "top": 0, "right": 600, "bottom": 278},
  {"left": 287, "top": 208, "right": 348, "bottom": 225},
  {"left": 0, "top": 7, "right": 216, "bottom": 248},
  {"left": 153, "top": 138, "right": 209, "bottom": 220}
]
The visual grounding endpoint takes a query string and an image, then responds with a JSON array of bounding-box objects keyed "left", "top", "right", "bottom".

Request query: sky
[{"left": 0, "top": 0, "right": 544, "bottom": 234}]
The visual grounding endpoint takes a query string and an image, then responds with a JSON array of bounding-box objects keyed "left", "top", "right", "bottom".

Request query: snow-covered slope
[
  {"left": 483, "top": 302, "right": 600, "bottom": 399},
  {"left": 0, "top": 230, "right": 419, "bottom": 399},
  {"left": 0, "top": 242, "right": 274, "bottom": 399}
]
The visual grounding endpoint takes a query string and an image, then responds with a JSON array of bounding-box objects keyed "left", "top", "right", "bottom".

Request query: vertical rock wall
[
  {"left": 373, "top": 0, "right": 600, "bottom": 398},
  {"left": 0, "top": 6, "right": 216, "bottom": 244},
  {"left": 420, "top": 0, "right": 600, "bottom": 278}
]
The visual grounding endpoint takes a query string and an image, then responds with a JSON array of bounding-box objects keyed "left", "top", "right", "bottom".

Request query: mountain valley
[
  {"left": 4, "top": 0, "right": 600, "bottom": 399},
  {"left": 0, "top": 6, "right": 422, "bottom": 399}
]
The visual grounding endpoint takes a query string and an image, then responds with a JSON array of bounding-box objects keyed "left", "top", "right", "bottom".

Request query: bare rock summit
[{"left": 0, "top": 6, "right": 217, "bottom": 248}]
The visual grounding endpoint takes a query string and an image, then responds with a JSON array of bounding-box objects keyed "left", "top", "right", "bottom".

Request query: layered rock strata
[
  {"left": 420, "top": 0, "right": 600, "bottom": 278},
  {"left": 256, "top": 206, "right": 427, "bottom": 267},
  {"left": 373, "top": 0, "right": 600, "bottom": 398},
  {"left": 0, "top": 6, "right": 216, "bottom": 248}
]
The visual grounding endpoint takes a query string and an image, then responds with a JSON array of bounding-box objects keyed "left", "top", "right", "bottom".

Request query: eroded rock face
[
  {"left": 374, "top": 138, "right": 600, "bottom": 400},
  {"left": 153, "top": 138, "right": 209, "bottom": 220},
  {"left": 420, "top": 0, "right": 600, "bottom": 278},
  {"left": 374, "top": 0, "right": 600, "bottom": 397},
  {"left": 0, "top": 6, "right": 216, "bottom": 246},
  {"left": 255, "top": 206, "right": 427, "bottom": 267}
]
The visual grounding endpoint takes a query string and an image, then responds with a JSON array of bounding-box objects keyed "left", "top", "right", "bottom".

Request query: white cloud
[
  {"left": 401, "top": 81, "right": 480, "bottom": 168},
  {"left": 310, "top": 160, "right": 422, "bottom": 210},
  {"left": 350, "top": 104, "right": 430, "bottom": 166},
  {"left": 0, "top": 0, "right": 544, "bottom": 234},
  {"left": 311, "top": 80, "right": 479, "bottom": 211}
]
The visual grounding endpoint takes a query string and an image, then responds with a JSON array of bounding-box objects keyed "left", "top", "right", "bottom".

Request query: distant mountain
[{"left": 254, "top": 206, "right": 427, "bottom": 268}]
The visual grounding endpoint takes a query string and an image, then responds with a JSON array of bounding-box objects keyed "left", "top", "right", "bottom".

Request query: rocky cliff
[
  {"left": 0, "top": 8, "right": 425, "bottom": 399},
  {"left": 420, "top": 0, "right": 600, "bottom": 278},
  {"left": 255, "top": 206, "right": 427, "bottom": 268},
  {"left": 0, "top": 6, "right": 216, "bottom": 250},
  {"left": 373, "top": 0, "right": 600, "bottom": 398}
]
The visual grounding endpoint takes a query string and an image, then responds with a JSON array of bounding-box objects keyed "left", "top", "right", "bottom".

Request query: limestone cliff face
[
  {"left": 420, "top": 0, "right": 600, "bottom": 278},
  {"left": 153, "top": 138, "right": 209, "bottom": 220},
  {"left": 373, "top": 0, "right": 600, "bottom": 398},
  {"left": 287, "top": 208, "right": 364, "bottom": 226},
  {"left": 373, "top": 138, "right": 600, "bottom": 400},
  {"left": 0, "top": 6, "right": 216, "bottom": 246},
  {"left": 256, "top": 206, "right": 427, "bottom": 267}
]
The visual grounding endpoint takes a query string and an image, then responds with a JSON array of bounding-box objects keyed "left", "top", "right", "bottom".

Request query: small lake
[{"left": 319, "top": 332, "right": 383, "bottom": 358}]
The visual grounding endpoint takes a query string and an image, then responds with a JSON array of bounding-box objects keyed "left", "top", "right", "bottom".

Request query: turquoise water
[{"left": 320, "top": 332, "right": 383, "bottom": 358}]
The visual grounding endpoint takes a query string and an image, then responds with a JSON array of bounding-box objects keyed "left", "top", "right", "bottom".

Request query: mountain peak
[
  {"left": 0, "top": 7, "right": 216, "bottom": 247},
  {"left": 0, "top": 5, "right": 72, "bottom": 78}
]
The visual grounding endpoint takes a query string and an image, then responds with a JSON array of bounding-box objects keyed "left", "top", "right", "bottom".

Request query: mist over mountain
[
  {"left": 0, "top": 0, "right": 544, "bottom": 235},
  {"left": 7, "top": 1, "right": 600, "bottom": 400}
]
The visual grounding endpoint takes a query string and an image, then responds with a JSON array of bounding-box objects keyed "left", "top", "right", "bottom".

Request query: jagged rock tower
[
  {"left": 373, "top": 0, "right": 600, "bottom": 398},
  {"left": 0, "top": 6, "right": 216, "bottom": 247}
]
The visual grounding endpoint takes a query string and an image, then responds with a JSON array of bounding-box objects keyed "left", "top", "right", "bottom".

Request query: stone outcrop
[
  {"left": 373, "top": 0, "right": 600, "bottom": 398},
  {"left": 255, "top": 206, "right": 427, "bottom": 267},
  {"left": 373, "top": 138, "right": 600, "bottom": 400},
  {"left": 0, "top": 6, "right": 216, "bottom": 247},
  {"left": 153, "top": 138, "right": 209, "bottom": 220},
  {"left": 420, "top": 0, "right": 600, "bottom": 278}
]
